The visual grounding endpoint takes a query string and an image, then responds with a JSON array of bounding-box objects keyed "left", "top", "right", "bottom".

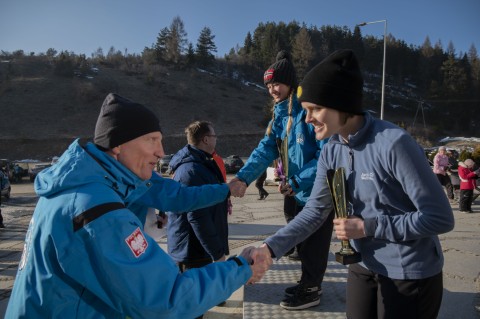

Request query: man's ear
[{"left": 107, "top": 146, "right": 121, "bottom": 159}]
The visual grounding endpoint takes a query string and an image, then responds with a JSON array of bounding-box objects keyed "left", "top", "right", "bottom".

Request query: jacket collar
[
  {"left": 329, "top": 112, "right": 371, "bottom": 147},
  {"left": 84, "top": 142, "right": 152, "bottom": 203}
]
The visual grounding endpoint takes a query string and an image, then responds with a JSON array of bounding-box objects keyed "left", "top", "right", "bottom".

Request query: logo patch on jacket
[
  {"left": 361, "top": 172, "right": 374, "bottom": 181},
  {"left": 125, "top": 227, "right": 148, "bottom": 257},
  {"left": 296, "top": 133, "right": 305, "bottom": 145}
]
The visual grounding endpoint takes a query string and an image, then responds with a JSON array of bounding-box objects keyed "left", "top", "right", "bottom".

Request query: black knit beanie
[
  {"left": 263, "top": 50, "right": 298, "bottom": 88},
  {"left": 94, "top": 93, "right": 161, "bottom": 149},
  {"left": 297, "top": 49, "right": 363, "bottom": 114}
]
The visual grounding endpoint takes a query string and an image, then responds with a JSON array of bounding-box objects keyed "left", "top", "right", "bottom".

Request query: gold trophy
[{"left": 326, "top": 168, "right": 361, "bottom": 265}]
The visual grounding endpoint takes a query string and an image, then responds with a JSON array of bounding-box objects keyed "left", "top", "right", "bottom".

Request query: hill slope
[
  {"left": 0, "top": 58, "right": 270, "bottom": 160},
  {"left": 2, "top": 58, "right": 478, "bottom": 161}
]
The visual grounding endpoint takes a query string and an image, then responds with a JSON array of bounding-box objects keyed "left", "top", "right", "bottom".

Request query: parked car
[
  {"left": 224, "top": 155, "right": 244, "bottom": 174},
  {"left": 158, "top": 154, "right": 174, "bottom": 174},
  {"left": 0, "top": 170, "right": 11, "bottom": 200},
  {"left": 29, "top": 163, "right": 52, "bottom": 182}
]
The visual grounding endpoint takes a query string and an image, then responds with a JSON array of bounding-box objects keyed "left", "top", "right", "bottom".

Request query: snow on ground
[{"left": 439, "top": 137, "right": 480, "bottom": 143}]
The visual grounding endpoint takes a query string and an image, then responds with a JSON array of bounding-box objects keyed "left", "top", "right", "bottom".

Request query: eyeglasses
[{"left": 205, "top": 134, "right": 217, "bottom": 138}]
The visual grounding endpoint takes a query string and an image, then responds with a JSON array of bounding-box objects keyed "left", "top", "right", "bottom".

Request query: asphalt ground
[{"left": 0, "top": 177, "right": 479, "bottom": 318}]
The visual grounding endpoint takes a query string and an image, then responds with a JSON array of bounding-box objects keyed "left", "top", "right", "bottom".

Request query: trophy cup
[
  {"left": 326, "top": 168, "right": 361, "bottom": 265},
  {"left": 276, "top": 137, "right": 289, "bottom": 192}
]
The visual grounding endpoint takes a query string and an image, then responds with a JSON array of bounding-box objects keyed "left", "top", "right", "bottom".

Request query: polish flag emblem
[{"left": 125, "top": 227, "right": 148, "bottom": 257}]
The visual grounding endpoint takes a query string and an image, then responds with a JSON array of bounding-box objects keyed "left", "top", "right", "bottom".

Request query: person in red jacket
[{"left": 458, "top": 158, "right": 479, "bottom": 213}]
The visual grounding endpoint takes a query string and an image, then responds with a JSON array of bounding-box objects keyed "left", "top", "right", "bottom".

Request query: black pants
[
  {"left": 283, "top": 195, "right": 298, "bottom": 223},
  {"left": 284, "top": 196, "right": 334, "bottom": 287},
  {"left": 459, "top": 189, "right": 473, "bottom": 211},
  {"left": 255, "top": 171, "right": 268, "bottom": 195},
  {"left": 436, "top": 174, "right": 454, "bottom": 199},
  {"left": 346, "top": 263, "right": 443, "bottom": 319}
]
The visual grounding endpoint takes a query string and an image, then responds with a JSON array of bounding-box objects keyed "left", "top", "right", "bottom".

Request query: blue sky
[{"left": 1, "top": 0, "right": 479, "bottom": 58}]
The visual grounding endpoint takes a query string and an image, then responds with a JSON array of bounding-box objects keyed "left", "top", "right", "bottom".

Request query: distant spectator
[
  {"left": 255, "top": 170, "right": 269, "bottom": 200},
  {"left": 433, "top": 146, "right": 455, "bottom": 200},
  {"left": 458, "top": 159, "right": 479, "bottom": 213}
]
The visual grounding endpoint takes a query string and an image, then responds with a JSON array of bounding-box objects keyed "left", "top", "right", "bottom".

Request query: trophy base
[{"left": 335, "top": 252, "right": 362, "bottom": 265}]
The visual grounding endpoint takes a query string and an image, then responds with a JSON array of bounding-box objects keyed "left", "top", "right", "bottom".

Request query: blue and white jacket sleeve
[
  {"left": 138, "top": 173, "right": 229, "bottom": 213},
  {"left": 63, "top": 207, "right": 251, "bottom": 318}
]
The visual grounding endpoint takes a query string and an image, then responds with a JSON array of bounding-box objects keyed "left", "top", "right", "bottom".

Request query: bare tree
[
  {"left": 292, "top": 28, "right": 314, "bottom": 79},
  {"left": 166, "top": 16, "right": 188, "bottom": 64}
]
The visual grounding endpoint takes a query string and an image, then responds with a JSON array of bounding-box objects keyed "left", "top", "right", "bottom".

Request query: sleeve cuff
[
  {"left": 363, "top": 217, "right": 376, "bottom": 237},
  {"left": 228, "top": 255, "right": 246, "bottom": 266}
]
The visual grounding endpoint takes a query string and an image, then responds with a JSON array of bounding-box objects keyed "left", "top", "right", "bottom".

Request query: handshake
[
  {"left": 228, "top": 177, "right": 248, "bottom": 197},
  {"left": 228, "top": 177, "right": 295, "bottom": 198},
  {"left": 237, "top": 244, "right": 274, "bottom": 284}
]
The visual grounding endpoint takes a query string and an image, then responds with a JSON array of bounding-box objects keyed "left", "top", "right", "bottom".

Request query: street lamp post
[{"left": 357, "top": 19, "right": 387, "bottom": 120}]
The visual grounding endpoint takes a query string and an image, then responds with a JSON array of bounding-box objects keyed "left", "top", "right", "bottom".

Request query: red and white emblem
[{"left": 125, "top": 227, "right": 148, "bottom": 257}]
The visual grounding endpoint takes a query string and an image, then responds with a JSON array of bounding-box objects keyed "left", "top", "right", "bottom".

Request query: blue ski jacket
[
  {"left": 236, "top": 96, "right": 328, "bottom": 205},
  {"left": 5, "top": 139, "right": 251, "bottom": 319}
]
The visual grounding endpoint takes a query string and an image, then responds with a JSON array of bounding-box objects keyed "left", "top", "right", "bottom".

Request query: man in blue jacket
[{"left": 5, "top": 93, "right": 271, "bottom": 319}]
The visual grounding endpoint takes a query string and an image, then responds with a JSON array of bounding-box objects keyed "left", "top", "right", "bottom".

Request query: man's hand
[
  {"left": 333, "top": 216, "right": 365, "bottom": 240},
  {"left": 239, "top": 245, "right": 272, "bottom": 284},
  {"left": 278, "top": 182, "right": 295, "bottom": 197},
  {"left": 248, "top": 244, "right": 273, "bottom": 284},
  {"left": 215, "top": 255, "right": 226, "bottom": 262},
  {"left": 228, "top": 177, "right": 247, "bottom": 197}
]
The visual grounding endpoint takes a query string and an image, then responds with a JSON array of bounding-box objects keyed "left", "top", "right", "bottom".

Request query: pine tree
[
  {"left": 186, "top": 42, "right": 195, "bottom": 66},
  {"left": 195, "top": 27, "right": 217, "bottom": 67},
  {"left": 155, "top": 27, "right": 170, "bottom": 62},
  {"left": 441, "top": 55, "right": 467, "bottom": 95},
  {"left": 468, "top": 45, "right": 480, "bottom": 84},
  {"left": 239, "top": 32, "right": 254, "bottom": 65},
  {"left": 142, "top": 46, "right": 157, "bottom": 66},
  {"left": 92, "top": 47, "right": 104, "bottom": 62}
]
